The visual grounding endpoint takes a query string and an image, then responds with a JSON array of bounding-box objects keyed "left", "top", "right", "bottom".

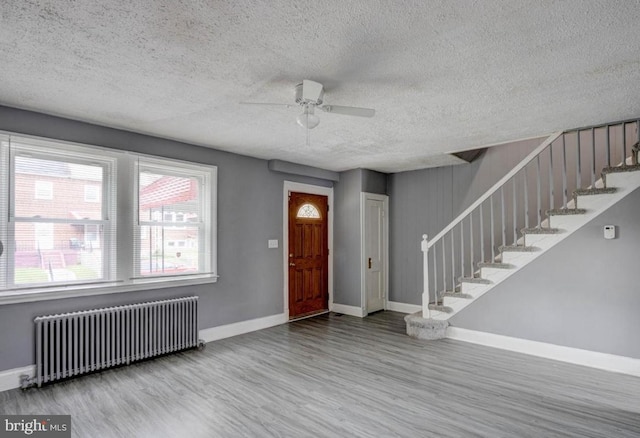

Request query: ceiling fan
[{"left": 240, "top": 80, "right": 375, "bottom": 145}]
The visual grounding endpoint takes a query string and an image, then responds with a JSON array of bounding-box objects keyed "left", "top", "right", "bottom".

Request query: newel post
[{"left": 421, "top": 234, "right": 430, "bottom": 319}]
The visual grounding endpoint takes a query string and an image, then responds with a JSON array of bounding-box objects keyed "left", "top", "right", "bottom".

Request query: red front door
[{"left": 288, "top": 192, "right": 328, "bottom": 319}]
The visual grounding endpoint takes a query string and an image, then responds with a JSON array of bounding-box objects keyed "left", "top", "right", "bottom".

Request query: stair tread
[
  {"left": 499, "top": 245, "right": 540, "bottom": 253},
  {"left": 574, "top": 187, "right": 617, "bottom": 196},
  {"left": 478, "top": 262, "right": 516, "bottom": 269},
  {"left": 547, "top": 208, "right": 587, "bottom": 215},
  {"left": 521, "top": 227, "right": 562, "bottom": 234},
  {"left": 602, "top": 164, "right": 640, "bottom": 174},
  {"left": 428, "top": 304, "right": 454, "bottom": 313},
  {"left": 459, "top": 277, "right": 491, "bottom": 284},
  {"left": 443, "top": 292, "right": 474, "bottom": 299}
]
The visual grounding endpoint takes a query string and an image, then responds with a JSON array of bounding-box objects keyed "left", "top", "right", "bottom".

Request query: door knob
[{"left": 289, "top": 262, "right": 296, "bottom": 267}]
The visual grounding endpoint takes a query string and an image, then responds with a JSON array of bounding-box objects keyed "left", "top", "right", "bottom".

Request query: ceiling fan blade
[
  {"left": 302, "top": 80, "right": 324, "bottom": 102},
  {"left": 239, "top": 102, "right": 294, "bottom": 108},
  {"left": 319, "top": 105, "right": 375, "bottom": 118}
]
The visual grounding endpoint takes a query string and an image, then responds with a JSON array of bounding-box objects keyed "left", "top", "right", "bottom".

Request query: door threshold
[{"left": 288, "top": 310, "right": 329, "bottom": 322}]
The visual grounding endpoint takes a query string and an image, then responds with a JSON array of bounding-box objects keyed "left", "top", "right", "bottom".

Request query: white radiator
[{"left": 29, "top": 296, "right": 201, "bottom": 387}]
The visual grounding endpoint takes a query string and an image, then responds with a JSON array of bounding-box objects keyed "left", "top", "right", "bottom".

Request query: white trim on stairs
[
  {"left": 447, "top": 326, "right": 640, "bottom": 377},
  {"left": 387, "top": 301, "right": 422, "bottom": 314}
]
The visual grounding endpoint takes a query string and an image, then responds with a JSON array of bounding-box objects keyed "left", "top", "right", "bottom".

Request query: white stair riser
[
  {"left": 523, "top": 232, "right": 561, "bottom": 247},
  {"left": 460, "top": 282, "right": 491, "bottom": 296},
  {"left": 442, "top": 296, "right": 472, "bottom": 312},
  {"left": 548, "top": 214, "right": 590, "bottom": 230},
  {"left": 606, "top": 171, "right": 640, "bottom": 188},
  {"left": 479, "top": 267, "right": 513, "bottom": 281},
  {"left": 499, "top": 251, "right": 538, "bottom": 266},
  {"left": 575, "top": 194, "right": 617, "bottom": 210}
]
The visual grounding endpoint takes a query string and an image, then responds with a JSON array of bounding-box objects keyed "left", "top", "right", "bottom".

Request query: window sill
[{"left": 0, "top": 275, "right": 218, "bottom": 306}]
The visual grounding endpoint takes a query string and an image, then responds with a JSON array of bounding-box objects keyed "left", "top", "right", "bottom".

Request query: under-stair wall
[{"left": 449, "top": 185, "right": 640, "bottom": 359}]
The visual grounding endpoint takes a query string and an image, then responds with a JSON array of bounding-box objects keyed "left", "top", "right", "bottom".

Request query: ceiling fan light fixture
[{"left": 296, "top": 106, "right": 320, "bottom": 129}]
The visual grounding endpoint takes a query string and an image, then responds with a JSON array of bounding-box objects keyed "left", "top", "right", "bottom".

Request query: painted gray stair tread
[
  {"left": 459, "top": 277, "right": 491, "bottom": 285},
  {"left": 574, "top": 187, "right": 617, "bottom": 196},
  {"left": 428, "top": 304, "right": 454, "bottom": 313},
  {"left": 443, "top": 292, "right": 474, "bottom": 299},
  {"left": 499, "top": 245, "right": 540, "bottom": 252},
  {"left": 478, "top": 262, "right": 515, "bottom": 269},
  {"left": 547, "top": 208, "right": 587, "bottom": 215},
  {"left": 601, "top": 163, "right": 640, "bottom": 174},
  {"left": 601, "top": 164, "right": 640, "bottom": 185},
  {"left": 521, "top": 227, "right": 563, "bottom": 234}
]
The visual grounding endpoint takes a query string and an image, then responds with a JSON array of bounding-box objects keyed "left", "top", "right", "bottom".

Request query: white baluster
[{"left": 421, "top": 234, "right": 430, "bottom": 319}]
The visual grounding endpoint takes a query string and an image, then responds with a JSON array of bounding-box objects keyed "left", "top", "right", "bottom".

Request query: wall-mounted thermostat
[{"left": 604, "top": 225, "right": 616, "bottom": 240}]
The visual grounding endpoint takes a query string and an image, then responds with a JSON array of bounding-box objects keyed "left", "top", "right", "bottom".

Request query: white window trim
[
  {"left": 134, "top": 156, "right": 215, "bottom": 280},
  {"left": 0, "top": 131, "right": 218, "bottom": 305}
]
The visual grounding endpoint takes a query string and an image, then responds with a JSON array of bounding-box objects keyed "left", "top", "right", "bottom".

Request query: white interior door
[{"left": 363, "top": 193, "right": 388, "bottom": 314}]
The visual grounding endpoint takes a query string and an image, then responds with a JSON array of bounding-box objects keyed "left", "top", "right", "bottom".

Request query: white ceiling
[{"left": 1, "top": 1, "right": 640, "bottom": 173}]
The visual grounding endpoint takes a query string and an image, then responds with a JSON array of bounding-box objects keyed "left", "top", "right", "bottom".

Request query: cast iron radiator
[{"left": 29, "top": 296, "right": 201, "bottom": 387}]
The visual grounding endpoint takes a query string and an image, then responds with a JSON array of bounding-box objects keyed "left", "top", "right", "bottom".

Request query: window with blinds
[
  {"left": 0, "top": 133, "right": 217, "bottom": 294},
  {"left": 135, "top": 158, "right": 213, "bottom": 279}
]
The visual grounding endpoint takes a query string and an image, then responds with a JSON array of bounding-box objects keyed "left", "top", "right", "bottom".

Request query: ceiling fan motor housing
[{"left": 295, "top": 82, "right": 324, "bottom": 106}]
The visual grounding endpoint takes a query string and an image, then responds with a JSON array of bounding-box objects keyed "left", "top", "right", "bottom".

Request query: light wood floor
[{"left": 1, "top": 311, "right": 639, "bottom": 437}]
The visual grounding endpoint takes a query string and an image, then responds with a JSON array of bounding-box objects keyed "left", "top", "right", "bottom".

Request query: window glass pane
[
  {"left": 15, "top": 156, "right": 103, "bottom": 220},
  {"left": 14, "top": 222, "right": 104, "bottom": 285},
  {"left": 139, "top": 172, "right": 200, "bottom": 222},
  {"left": 138, "top": 225, "right": 200, "bottom": 276}
]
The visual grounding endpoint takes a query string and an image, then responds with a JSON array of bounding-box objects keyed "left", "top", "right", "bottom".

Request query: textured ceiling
[{"left": 1, "top": 1, "right": 640, "bottom": 173}]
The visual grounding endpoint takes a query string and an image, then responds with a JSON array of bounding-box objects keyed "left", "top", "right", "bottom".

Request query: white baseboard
[
  {"left": 330, "top": 303, "right": 365, "bottom": 317},
  {"left": 0, "top": 365, "right": 35, "bottom": 393},
  {"left": 199, "top": 312, "right": 288, "bottom": 343},
  {"left": 0, "top": 314, "right": 288, "bottom": 393},
  {"left": 447, "top": 327, "right": 640, "bottom": 377},
  {"left": 386, "top": 301, "right": 421, "bottom": 314}
]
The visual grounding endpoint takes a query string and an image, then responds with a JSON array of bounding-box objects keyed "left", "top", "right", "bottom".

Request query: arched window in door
[{"left": 296, "top": 203, "right": 321, "bottom": 219}]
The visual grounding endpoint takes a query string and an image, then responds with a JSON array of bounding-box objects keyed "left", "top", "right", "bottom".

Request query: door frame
[
  {"left": 360, "top": 192, "right": 389, "bottom": 316},
  {"left": 283, "top": 181, "right": 334, "bottom": 320}
]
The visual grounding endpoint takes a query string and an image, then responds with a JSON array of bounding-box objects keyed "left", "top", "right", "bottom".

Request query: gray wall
[
  {"left": 361, "top": 169, "right": 387, "bottom": 195},
  {"left": 333, "top": 169, "right": 363, "bottom": 307},
  {"left": 388, "top": 137, "right": 545, "bottom": 304},
  {"left": 0, "top": 106, "right": 332, "bottom": 371},
  {"left": 333, "top": 168, "right": 388, "bottom": 307},
  {"left": 451, "top": 186, "right": 640, "bottom": 359}
]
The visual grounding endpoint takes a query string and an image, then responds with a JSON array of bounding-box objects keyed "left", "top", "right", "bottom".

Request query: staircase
[{"left": 407, "top": 118, "right": 640, "bottom": 335}]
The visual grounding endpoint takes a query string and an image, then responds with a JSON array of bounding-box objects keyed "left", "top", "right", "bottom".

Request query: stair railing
[{"left": 421, "top": 118, "right": 640, "bottom": 318}]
